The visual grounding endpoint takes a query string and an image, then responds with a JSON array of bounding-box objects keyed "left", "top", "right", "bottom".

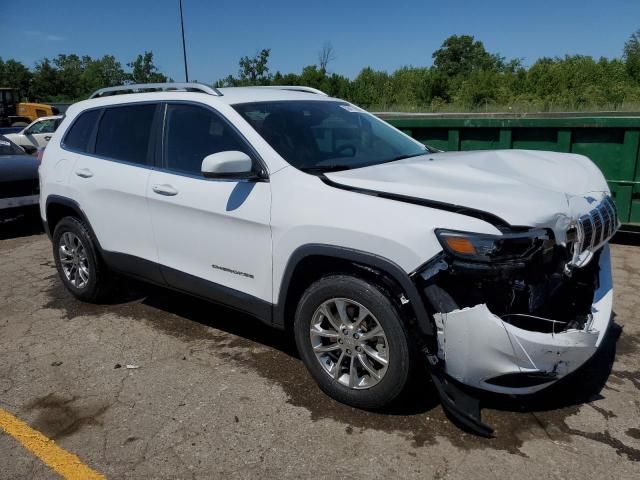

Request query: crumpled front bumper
[{"left": 432, "top": 245, "right": 613, "bottom": 395}]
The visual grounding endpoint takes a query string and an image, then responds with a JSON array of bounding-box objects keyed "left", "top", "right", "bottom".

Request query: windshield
[
  {"left": 0, "top": 136, "right": 25, "bottom": 156},
  {"left": 233, "top": 101, "right": 429, "bottom": 172}
]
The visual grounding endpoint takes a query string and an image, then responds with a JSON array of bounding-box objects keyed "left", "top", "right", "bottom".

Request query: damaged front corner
[
  {"left": 434, "top": 304, "right": 540, "bottom": 392},
  {"left": 427, "top": 242, "right": 613, "bottom": 395},
  {"left": 434, "top": 298, "right": 608, "bottom": 394}
]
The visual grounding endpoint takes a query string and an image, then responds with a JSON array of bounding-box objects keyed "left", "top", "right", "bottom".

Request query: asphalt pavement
[{"left": 0, "top": 215, "right": 639, "bottom": 479}]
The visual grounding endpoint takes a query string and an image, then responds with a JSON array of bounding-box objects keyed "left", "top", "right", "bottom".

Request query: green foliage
[
  {"left": 432, "top": 35, "right": 504, "bottom": 77},
  {"left": 52, "top": 54, "right": 84, "bottom": 100},
  {"left": 217, "top": 49, "right": 273, "bottom": 86},
  {"left": 29, "top": 58, "right": 60, "bottom": 102},
  {"left": 0, "top": 58, "right": 33, "bottom": 99},
  {"left": 1, "top": 51, "right": 166, "bottom": 102},
  {"left": 81, "top": 55, "right": 128, "bottom": 94},
  {"left": 624, "top": 30, "right": 640, "bottom": 81},
  {"left": 214, "top": 31, "right": 640, "bottom": 112},
  {"left": 239, "top": 48, "right": 272, "bottom": 85},
  {"left": 127, "top": 51, "right": 168, "bottom": 84},
  {"left": 6, "top": 30, "right": 640, "bottom": 111}
]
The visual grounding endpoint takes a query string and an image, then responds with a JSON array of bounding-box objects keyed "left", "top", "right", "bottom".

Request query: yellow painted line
[{"left": 0, "top": 407, "right": 105, "bottom": 480}]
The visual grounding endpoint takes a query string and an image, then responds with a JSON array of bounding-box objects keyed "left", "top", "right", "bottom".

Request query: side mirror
[{"left": 201, "top": 151, "right": 257, "bottom": 179}]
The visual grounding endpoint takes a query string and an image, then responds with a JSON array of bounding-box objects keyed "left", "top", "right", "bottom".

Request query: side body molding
[
  {"left": 45, "top": 196, "right": 270, "bottom": 321},
  {"left": 273, "top": 244, "right": 434, "bottom": 337}
]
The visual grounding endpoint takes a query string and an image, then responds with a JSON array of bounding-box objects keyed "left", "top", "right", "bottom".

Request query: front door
[{"left": 146, "top": 103, "right": 272, "bottom": 312}]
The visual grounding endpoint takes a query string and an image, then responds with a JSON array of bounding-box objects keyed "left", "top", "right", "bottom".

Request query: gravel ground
[{"left": 0, "top": 216, "right": 639, "bottom": 479}]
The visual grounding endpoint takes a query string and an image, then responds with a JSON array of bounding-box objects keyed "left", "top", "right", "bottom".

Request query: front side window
[
  {"left": 64, "top": 110, "right": 100, "bottom": 153},
  {"left": 95, "top": 104, "right": 156, "bottom": 165},
  {"left": 164, "top": 103, "right": 251, "bottom": 175},
  {"left": 233, "top": 101, "right": 428, "bottom": 172}
]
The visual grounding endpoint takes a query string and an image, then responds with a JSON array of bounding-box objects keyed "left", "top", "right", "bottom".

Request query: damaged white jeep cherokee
[{"left": 40, "top": 83, "right": 617, "bottom": 435}]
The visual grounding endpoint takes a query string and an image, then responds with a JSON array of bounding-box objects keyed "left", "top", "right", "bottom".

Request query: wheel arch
[
  {"left": 273, "top": 244, "right": 435, "bottom": 339},
  {"left": 45, "top": 195, "right": 103, "bottom": 254}
]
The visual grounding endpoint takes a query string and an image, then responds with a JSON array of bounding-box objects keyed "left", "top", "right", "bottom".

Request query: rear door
[
  {"left": 67, "top": 103, "right": 160, "bottom": 276},
  {"left": 146, "top": 102, "right": 272, "bottom": 310}
]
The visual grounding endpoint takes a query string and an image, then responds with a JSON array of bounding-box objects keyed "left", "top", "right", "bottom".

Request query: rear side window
[
  {"left": 95, "top": 104, "right": 156, "bottom": 165},
  {"left": 64, "top": 110, "right": 100, "bottom": 152},
  {"left": 26, "top": 118, "right": 57, "bottom": 135}
]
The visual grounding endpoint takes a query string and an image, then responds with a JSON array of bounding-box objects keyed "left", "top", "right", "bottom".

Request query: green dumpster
[{"left": 377, "top": 112, "right": 640, "bottom": 229}]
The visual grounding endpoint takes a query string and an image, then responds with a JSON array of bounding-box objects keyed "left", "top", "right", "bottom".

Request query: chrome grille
[{"left": 577, "top": 196, "right": 619, "bottom": 253}]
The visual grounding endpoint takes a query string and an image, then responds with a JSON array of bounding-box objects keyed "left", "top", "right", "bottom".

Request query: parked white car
[
  {"left": 5, "top": 115, "right": 63, "bottom": 154},
  {"left": 39, "top": 83, "right": 617, "bottom": 435}
]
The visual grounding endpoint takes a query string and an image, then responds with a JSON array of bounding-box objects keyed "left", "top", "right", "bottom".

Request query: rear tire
[
  {"left": 52, "top": 216, "right": 115, "bottom": 302},
  {"left": 294, "top": 274, "right": 414, "bottom": 409}
]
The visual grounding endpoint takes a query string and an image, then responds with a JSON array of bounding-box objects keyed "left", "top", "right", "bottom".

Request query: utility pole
[{"left": 179, "top": 0, "right": 189, "bottom": 82}]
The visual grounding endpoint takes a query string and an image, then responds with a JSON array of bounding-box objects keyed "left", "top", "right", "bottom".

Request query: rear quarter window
[{"left": 63, "top": 109, "right": 101, "bottom": 152}]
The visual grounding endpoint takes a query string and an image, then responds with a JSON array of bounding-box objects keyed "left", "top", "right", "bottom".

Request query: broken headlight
[{"left": 435, "top": 229, "right": 552, "bottom": 263}]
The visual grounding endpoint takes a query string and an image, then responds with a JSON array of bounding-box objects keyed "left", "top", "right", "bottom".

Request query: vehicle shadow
[
  {"left": 0, "top": 210, "right": 44, "bottom": 240},
  {"left": 612, "top": 230, "right": 640, "bottom": 247},
  {"left": 126, "top": 279, "right": 620, "bottom": 422},
  {"left": 129, "top": 280, "right": 298, "bottom": 357},
  {"left": 478, "top": 317, "right": 621, "bottom": 414}
]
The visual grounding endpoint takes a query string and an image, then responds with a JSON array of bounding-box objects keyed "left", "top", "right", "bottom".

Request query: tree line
[
  {"left": 217, "top": 32, "right": 640, "bottom": 112},
  {"left": 0, "top": 51, "right": 168, "bottom": 103},
  {"left": 3, "top": 31, "right": 640, "bottom": 112}
]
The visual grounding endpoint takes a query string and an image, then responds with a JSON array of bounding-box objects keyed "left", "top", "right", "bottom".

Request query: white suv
[{"left": 39, "top": 83, "right": 617, "bottom": 435}]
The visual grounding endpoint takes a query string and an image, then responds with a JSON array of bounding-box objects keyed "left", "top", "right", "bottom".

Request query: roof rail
[
  {"left": 89, "top": 82, "right": 222, "bottom": 99},
  {"left": 257, "top": 86, "right": 328, "bottom": 96}
]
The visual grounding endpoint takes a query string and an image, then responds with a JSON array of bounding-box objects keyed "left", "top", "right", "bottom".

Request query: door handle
[
  {"left": 44, "top": 136, "right": 51, "bottom": 141},
  {"left": 152, "top": 184, "right": 178, "bottom": 196},
  {"left": 75, "top": 168, "right": 93, "bottom": 178}
]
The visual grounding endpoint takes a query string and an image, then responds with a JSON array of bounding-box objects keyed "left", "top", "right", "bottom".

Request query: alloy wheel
[
  {"left": 58, "top": 231, "right": 90, "bottom": 289},
  {"left": 309, "top": 297, "right": 389, "bottom": 389}
]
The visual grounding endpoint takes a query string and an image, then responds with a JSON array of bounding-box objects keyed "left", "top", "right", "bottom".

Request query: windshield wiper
[
  {"left": 300, "top": 151, "right": 430, "bottom": 174},
  {"left": 386, "top": 151, "right": 429, "bottom": 163},
  {"left": 300, "top": 165, "right": 353, "bottom": 173}
]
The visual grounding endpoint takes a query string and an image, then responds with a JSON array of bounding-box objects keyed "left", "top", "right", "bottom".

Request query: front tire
[
  {"left": 52, "top": 216, "right": 115, "bottom": 302},
  {"left": 294, "top": 275, "right": 414, "bottom": 409}
]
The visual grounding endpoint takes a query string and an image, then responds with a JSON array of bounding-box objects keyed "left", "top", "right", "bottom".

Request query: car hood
[
  {"left": 0, "top": 155, "right": 39, "bottom": 182},
  {"left": 325, "top": 149, "right": 610, "bottom": 238}
]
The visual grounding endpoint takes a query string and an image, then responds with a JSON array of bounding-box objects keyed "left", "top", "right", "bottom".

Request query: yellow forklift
[{"left": 0, "top": 88, "right": 58, "bottom": 127}]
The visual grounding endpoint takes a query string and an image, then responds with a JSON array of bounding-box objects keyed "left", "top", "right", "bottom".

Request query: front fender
[{"left": 272, "top": 243, "right": 435, "bottom": 337}]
